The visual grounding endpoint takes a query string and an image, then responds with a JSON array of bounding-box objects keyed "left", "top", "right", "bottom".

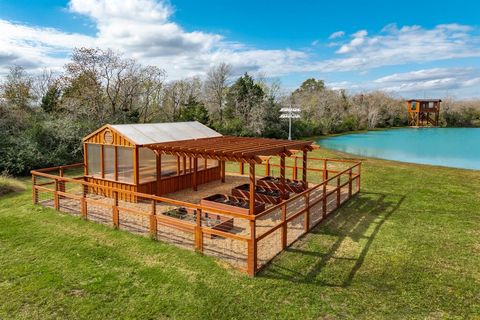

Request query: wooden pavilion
[
  {"left": 82, "top": 121, "right": 313, "bottom": 214},
  {"left": 33, "top": 121, "right": 361, "bottom": 275},
  {"left": 407, "top": 99, "right": 441, "bottom": 127}
]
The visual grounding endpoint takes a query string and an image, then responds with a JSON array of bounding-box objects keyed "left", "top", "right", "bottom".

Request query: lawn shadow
[{"left": 258, "top": 191, "right": 406, "bottom": 287}]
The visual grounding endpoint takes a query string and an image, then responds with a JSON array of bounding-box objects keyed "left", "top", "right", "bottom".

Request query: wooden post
[
  {"left": 54, "top": 179, "right": 59, "bottom": 210},
  {"left": 323, "top": 159, "right": 328, "bottom": 181},
  {"left": 83, "top": 143, "right": 88, "bottom": 176},
  {"left": 293, "top": 157, "right": 298, "bottom": 180},
  {"left": 32, "top": 175, "right": 38, "bottom": 204},
  {"left": 265, "top": 158, "right": 271, "bottom": 176},
  {"left": 133, "top": 147, "right": 139, "bottom": 184},
  {"left": 348, "top": 169, "right": 353, "bottom": 197},
  {"left": 304, "top": 192, "right": 310, "bottom": 232},
  {"left": 177, "top": 156, "right": 181, "bottom": 175},
  {"left": 336, "top": 176, "right": 341, "bottom": 207},
  {"left": 302, "top": 149, "right": 308, "bottom": 189},
  {"left": 249, "top": 162, "right": 255, "bottom": 215},
  {"left": 193, "top": 157, "right": 198, "bottom": 191},
  {"left": 240, "top": 162, "right": 245, "bottom": 175},
  {"left": 156, "top": 152, "right": 161, "bottom": 195},
  {"left": 195, "top": 208, "right": 203, "bottom": 252},
  {"left": 247, "top": 219, "right": 257, "bottom": 276},
  {"left": 114, "top": 146, "right": 118, "bottom": 181},
  {"left": 59, "top": 168, "right": 65, "bottom": 192},
  {"left": 182, "top": 156, "right": 187, "bottom": 175},
  {"left": 113, "top": 191, "right": 119, "bottom": 229},
  {"left": 221, "top": 160, "right": 226, "bottom": 183},
  {"left": 81, "top": 185, "right": 87, "bottom": 219},
  {"left": 280, "top": 154, "right": 286, "bottom": 200},
  {"left": 150, "top": 199, "right": 157, "bottom": 239},
  {"left": 358, "top": 162, "right": 362, "bottom": 192},
  {"left": 322, "top": 182, "right": 327, "bottom": 218},
  {"left": 100, "top": 145, "right": 105, "bottom": 178}
]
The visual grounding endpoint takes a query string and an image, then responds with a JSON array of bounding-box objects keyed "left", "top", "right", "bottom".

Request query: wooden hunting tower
[{"left": 407, "top": 99, "right": 441, "bottom": 127}]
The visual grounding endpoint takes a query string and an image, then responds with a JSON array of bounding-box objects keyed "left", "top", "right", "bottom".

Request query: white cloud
[
  {"left": 0, "top": 0, "right": 307, "bottom": 79},
  {"left": 0, "top": 19, "right": 94, "bottom": 73},
  {"left": 1, "top": 0, "right": 480, "bottom": 98},
  {"left": 322, "top": 24, "right": 480, "bottom": 72},
  {"left": 374, "top": 68, "right": 474, "bottom": 83},
  {"left": 65, "top": 0, "right": 312, "bottom": 79},
  {"left": 326, "top": 80, "right": 355, "bottom": 90},
  {"left": 328, "top": 31, "right": 345, "bottom": 39},
  {"left": 336, "top": 30, "right": 367, "bottom": 54},
  {"left": 370, "top": 67, "right": 480, "bottom": 93}
]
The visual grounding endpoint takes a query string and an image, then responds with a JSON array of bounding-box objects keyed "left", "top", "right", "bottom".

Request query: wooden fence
[{"left": 31, "top": 157, "right": 361, "bottom": 276}]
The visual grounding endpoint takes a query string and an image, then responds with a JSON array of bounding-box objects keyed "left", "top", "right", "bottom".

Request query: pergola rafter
[
  {"left": 145, "top": 136, "right": 314, "bottom": 214},
  {"left": 144, "top": 136, "right": 313, "bottom": 163}
]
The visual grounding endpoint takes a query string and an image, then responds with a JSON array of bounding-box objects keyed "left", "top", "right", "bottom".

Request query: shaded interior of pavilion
[{"left": 145, "top": 136, "right": 314, "bottom": 215}]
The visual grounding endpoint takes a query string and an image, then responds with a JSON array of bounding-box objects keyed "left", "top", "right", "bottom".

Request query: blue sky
[{"left": 1, "top": 0, "right": 480, "bottom": 98}]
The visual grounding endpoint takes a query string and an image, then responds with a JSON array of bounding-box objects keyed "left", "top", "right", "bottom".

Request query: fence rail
[{"left": 31, "top": 157, "right": 361, "bottom": 276}]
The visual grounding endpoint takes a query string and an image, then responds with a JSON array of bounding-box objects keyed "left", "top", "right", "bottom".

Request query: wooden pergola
[{"left": 146, "top": 136, "right": 314, "bottom": 215}]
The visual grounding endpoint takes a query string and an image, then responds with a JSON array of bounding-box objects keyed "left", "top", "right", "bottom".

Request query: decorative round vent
[{"left": 103, "top": 130, "right": 113, "bottom": 144}]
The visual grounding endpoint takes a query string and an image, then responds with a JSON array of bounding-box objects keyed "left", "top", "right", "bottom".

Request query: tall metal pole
[
  {"left": 288, "top": 113, "right": 292, "bottom": 140},
  {"left": 280, "top": 107, "right": 300, "bottom": 141}
]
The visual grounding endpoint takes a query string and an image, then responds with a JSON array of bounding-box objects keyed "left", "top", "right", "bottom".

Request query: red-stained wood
[
  {"left": 304, "top": 192, "right": 310, "bottom": 232},
  {"left": 280, "top": 155, "right": 286, "bottom": 200},
  {"left": 32, "top": 176, "right": 37, "bottom": 204},
  {"left": 220, "top": 160, "right": 225, "bottom": 183},
  {"left": 155, "top": 151, "right": 161, "bottom": 196},
  {"left": 31, "top": 156, "right": 362, "bottom": 277},
  {"left": 150, "top": 199, "right": 157, "bottom": 239},
  {"left": 54, "top": 179, "right": 59, "bottom": 210},
  {"left": 113, "top": 191, "right": 119, "bottom": 228},
  {"left": 302, "top": 149, "right": 308, "bottom": 188},
  {"left": 247, "top": 219, "right": 257, "bottom": 277},
  {"left": 177, "top": 156, "right": 181, "bottom": 175},
  {"left": 281, "top": 203, "right": 287, "bottom": 249},
  {"left": 195, "top": 208, "right": 203, "bottom": 251},
  {"left": 100, "top": 145, "right": 105, "bottom": 178},
  {"left": 147, "top": 136, "right": 313, "bottom": 163},
  {"left": 249, "top": 162, "right": 255, "bottom": 215},
  {"left": 336, "top": 175, "right": 341, "bottom": 207},
  {"left": 114, "top": 146, "right": 118, "bottom": 181},
  {"left": 83, "top": 144, "right": 88, "bottom": 176},
  {"left": 133, "top": 147, "right": 139, "bottom": 185},
  {"left": 193, "top": 157, "right": 198, "bottom": 191}
]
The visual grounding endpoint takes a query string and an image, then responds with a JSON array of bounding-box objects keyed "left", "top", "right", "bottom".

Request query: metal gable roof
[{"left": 110, "top": 121, "right": 222, "bottom": 145}]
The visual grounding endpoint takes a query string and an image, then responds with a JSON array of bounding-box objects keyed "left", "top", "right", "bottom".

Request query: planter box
[
  {"left": 231, "top": 183, "right": 289, "bottom": 204},
  {"left": 200, "top": 194, "right": 265, "bottom": 215},
  {"left": 257, "top": 176, "right": 306, "bottom": 193},
  {"left": 161, "top": 207, "right": 234, "bottom": 238}
]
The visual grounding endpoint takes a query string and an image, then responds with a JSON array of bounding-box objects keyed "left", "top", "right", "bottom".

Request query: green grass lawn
[{"left": 1, "top": 149, "right": 479, "bottom": 319}]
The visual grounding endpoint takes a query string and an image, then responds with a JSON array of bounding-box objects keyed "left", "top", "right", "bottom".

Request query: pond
[{"left": 318, "top": 128, "right": 480, "bottom": 170}]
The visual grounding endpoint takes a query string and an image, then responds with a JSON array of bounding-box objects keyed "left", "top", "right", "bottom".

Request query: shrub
[{"left": 0, "top": 174, "right": 26, "bottom": 196}]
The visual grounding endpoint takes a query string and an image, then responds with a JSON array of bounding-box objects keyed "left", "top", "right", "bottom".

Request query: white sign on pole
[{"left": 280, "top": 106, "right": 301, "bottom": 140}]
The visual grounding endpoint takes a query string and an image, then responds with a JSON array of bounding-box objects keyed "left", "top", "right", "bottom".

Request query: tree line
[{"left": 1, "top": 47, "right": 479, "bottom": 175}]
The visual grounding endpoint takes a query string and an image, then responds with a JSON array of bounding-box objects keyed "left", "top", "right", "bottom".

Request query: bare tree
[
  {"left": 61, "top": 47, "right": 166, "bottom": 123},
  {"left": 162, "top": 77, "right": 202, "bottom": 121},
  {"left": 204, "top": 63, "right": 232, "bottom": 121},
  {"left": 0, "top": 65, "right": 34, "bottom": 109},
  {"left": 30, "top": 69, "right": 58, "bottom": 105}
]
